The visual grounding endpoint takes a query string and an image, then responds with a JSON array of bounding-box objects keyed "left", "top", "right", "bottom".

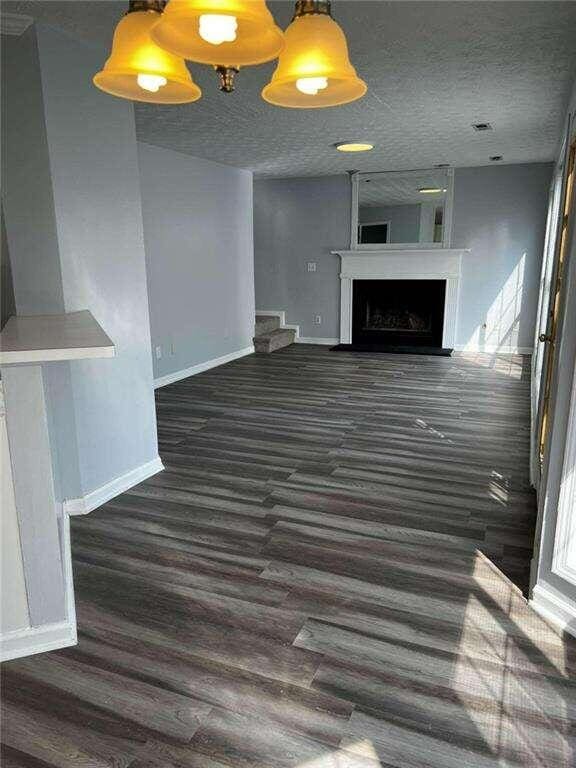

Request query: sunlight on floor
[
  {"left": 414, "top": 417, "right": 453, "bottom": 443},
  {"left": 298, "top": 740, "right": 381, "bottom": 767},
  {"left": 448, "top": 553, "right": 573, "bottom": 766},
  {"left": 468, "top": 553, "right": 569, "bottom": 675},
  {"left": 458, "top": 352, "right": 526, "bottom": 379},
  {"left": 488, "top": 479, "right": 509, "bottom": 505}
]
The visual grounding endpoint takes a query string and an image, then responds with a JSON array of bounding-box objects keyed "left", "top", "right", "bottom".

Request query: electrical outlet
[
  {"left": 314, "top": 315, "right": 322, "bottom": 325},
  {"left": 155, "top": 345, "right": 162, "bottom": 359},
  {"left": 307, "top": 262, "right": 317, "bottom": 272}
]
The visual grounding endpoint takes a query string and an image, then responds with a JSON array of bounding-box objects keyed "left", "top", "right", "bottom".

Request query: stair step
[
  {"left": 255, "top": 315, "right": 281, "bottom": 337},
  {"left": 253, "top": 328, "right": 296, "bottom": 354}
]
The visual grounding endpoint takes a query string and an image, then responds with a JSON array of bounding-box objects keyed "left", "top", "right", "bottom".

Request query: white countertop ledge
[{"left": 0, "top": 310, "right": 115, "bottom": 365}]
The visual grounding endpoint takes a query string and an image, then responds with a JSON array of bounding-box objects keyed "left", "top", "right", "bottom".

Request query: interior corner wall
[
  {"left": 254, "top": 164, "right": 551, "bottom": 350},
  {"left": 33, "top": 25, "right": 159, "bottom": 496},
  {"left": 452, "top": 162, "right": 553, "bottom": 353},
  {"left": 137, "top": 142, "right": 255, "bottom": 381},
  {"left": 2, "top": 24, "right": 159, "bottom": 500},
  {"left": 254, "top": 175, "right": 351, "bottom": 340},
  {"left": 1, "top": 27, "right": 82, "bottom": 503},
  {"left": 1, "top": 204, "right": 16, "bottom": 330},
  {"left": 0, "top": 29, "right": 63, "bottom": 315}
]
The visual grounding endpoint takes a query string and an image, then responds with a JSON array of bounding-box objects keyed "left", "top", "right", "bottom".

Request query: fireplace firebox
[{"left": 351, "top": 279, "right": 446, "bottom": 351}]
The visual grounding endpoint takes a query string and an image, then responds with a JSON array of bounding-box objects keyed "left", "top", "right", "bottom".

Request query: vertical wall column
[
  {"left": 1, "top": 21, "right": 160, "bottom": 659},
  {"left": 2, "top": 366, "right": 67, "bottom": 626}
]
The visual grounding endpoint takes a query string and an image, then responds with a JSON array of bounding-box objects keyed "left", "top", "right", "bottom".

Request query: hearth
[{"left": 347, "top": 279, "right": 447, "bottom": 352}]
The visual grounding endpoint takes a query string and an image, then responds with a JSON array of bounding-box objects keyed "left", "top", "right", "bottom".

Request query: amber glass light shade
[
  {"left": 94, "top": 10, "right": 201, "bottom": 103},
  {"left": 262, "top": 13, "right": 366, "bottom": 108},
  {"left": 150, "top": 0, "right": 284, "bottom": 66}
]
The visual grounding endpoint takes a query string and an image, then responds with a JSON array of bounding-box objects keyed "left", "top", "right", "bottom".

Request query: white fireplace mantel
[{"left": 331, "top": 248, "right": 470, "bottom": 348}]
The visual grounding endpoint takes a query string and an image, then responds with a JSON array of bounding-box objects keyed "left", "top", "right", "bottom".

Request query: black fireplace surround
[{"left": 334, "top": 279, "right": 449, "bottom": 355}]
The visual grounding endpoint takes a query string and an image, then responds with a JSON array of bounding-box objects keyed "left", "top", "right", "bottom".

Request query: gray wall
[
  {"left": 1, "top": 23, "right": 160, "bottom": 640},
  {"left": 2, "top": 24, "right": 159, "bottom": 497},
  {"left": 1, "top": 26, "right": 82, "bottom": 504},
  {"left": 1, "top": 30, "right": 64, "bottom": 316},
  {"left": 359, "top": 204, "right": 421, "bottom": 244},
  {"left": 37, "top": 26, "right": 159, "bottom": 494},
  {"left": 1, "top": 26, "right": 77, "bottom": 631},
  {"left": 254, "top": 175, "right": 350, "bottom": 340},
  {"left": 0, "top": 400, "right": 30, "bottom": 633},
  {"left": 138, "top": 142, "right": 255, "bottom": 380},
  {"left": 1, "top": 205, "right": 16, "bottom": 330},
  {"left": 452, "top": 163, "right": 551, "bottom": 351},
  {"left": 254, "top": 163, "right": 551, "bottom": 350}
]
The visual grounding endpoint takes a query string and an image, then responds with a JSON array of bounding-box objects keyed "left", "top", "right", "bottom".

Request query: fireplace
[
  {"left": 352, "top": 279, "right": 446, "bottom": 350},
  {"left": 332, "top": 248, "right": 466, "bottom": 353}
]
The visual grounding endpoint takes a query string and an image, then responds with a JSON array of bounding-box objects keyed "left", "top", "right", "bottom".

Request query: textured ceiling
[
  {"left": 359, "top": 169, "right": 449, "bottom": 206},
  {"left": 5, "top": 1, "right": 576, "bottom": 177}
]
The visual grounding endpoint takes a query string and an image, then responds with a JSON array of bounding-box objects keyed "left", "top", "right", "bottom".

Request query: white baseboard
[
  {"left": 3, "top": 459, "right": 163, "bottom": 662},
  {"left": 0, "top": 619, "right": 76, "bottom": 662},
  {"left": 63, "top": 456, "right": 164, "bottom": 515},
  {"left": 296, "top": 337, "right": 339, "bottom": 346},
  {"left": 0, "top": 513, "right": 78, "bottom": 662},
  {"left": 154, "top": 345, "right": 254, "bottom": 389},
  {"left": 453, "top": 345, "right": 533, "bottom": 355},
  {"left": 530, "top": 583, "right": 576, "bottom": 639},
  {"left": 256, "top": 310, "right": 300, "bottom": 340}
]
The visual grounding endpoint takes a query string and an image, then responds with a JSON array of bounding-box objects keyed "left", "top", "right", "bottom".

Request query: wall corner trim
[
  {"left": 0, "top": 619, "right": 76, "bottom": 663},
  {"left": 1, "top": 457, "right": 164, "bottom": 661},
  {"left": 0, "top": 510, "right": 80, "bottom": 662},
  {"left": 530, "top": 583, "right": 576, "bottom": 640},
  {"left": 153, "top": 345, "right": 254, "bottom": 389},
  {"left": 63, "top": 456, "right": 165, "bottom": 515}
]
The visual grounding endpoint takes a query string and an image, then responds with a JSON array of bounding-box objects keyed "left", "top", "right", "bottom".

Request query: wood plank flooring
[{"left": 2, "top": 346, "right": 575, "bottom": 767}]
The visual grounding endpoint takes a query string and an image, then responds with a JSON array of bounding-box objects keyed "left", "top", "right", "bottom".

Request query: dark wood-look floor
[{"left": 2, "top": 346, "right": 575, "bottom": 768}]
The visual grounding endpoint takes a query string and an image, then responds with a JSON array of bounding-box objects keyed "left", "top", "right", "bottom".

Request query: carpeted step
[
  {"left": 255, "top": 315, "right": 281, "bottom": 337},
  {"left": 253, "top": 327, "right": 296, "bottom": 354}
]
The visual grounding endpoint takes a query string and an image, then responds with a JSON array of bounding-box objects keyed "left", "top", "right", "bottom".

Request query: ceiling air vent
[{"left": 472, "top": 122, "right": 493, "bottom": 132}]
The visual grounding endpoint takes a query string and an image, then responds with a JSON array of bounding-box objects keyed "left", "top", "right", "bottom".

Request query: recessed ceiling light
[
  {"left": 472, "top": 122, "right": 493, "bottom": 132},
  {"left": 490, "top": 155, "right": 503, "bottom": 162},
  {"left": 418, "top": 187, "right": 447, "bottom": 194},
  {"left": 335, "top": 142, "right": 374, "bottom": 152}
]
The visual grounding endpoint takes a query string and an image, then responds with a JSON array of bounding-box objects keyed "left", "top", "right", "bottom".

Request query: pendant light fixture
[
  {"left": 262, "top": 0, "right": 366, "bottom": 109},
  {"left": 150, "top": 0, "right": 284, "bottom": 67},
  {"left": 94, "top": 0, "right": 201, "bottom": 104}
]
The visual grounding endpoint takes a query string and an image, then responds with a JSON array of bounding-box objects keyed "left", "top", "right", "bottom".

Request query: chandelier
[{"left": 94, "top": 0, "right": 366, "bottom": 106}]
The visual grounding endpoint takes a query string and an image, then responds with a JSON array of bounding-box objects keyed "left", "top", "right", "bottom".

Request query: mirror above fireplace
[{"left": 351, "top": 167, "right": 454, "bottom": 250}]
